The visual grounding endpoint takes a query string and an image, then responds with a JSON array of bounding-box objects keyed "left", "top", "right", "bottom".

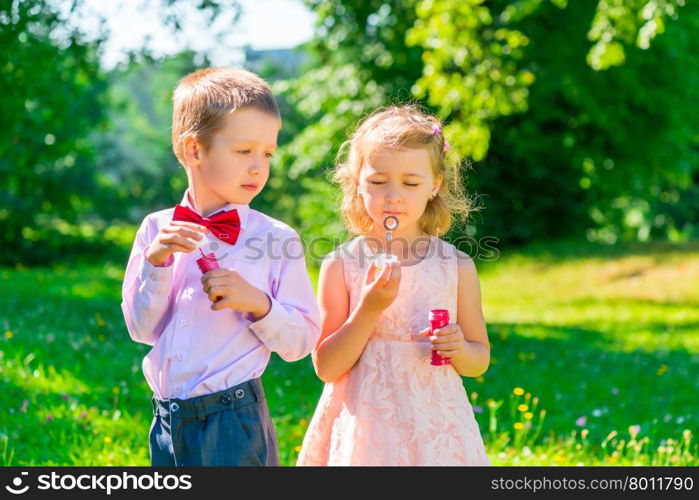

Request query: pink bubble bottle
[
  {"left": 429, "top": 309, "right": 451, "bottom": 366},
  {"left": 196, "top": 249, "right": 222, "bottom": 302}
]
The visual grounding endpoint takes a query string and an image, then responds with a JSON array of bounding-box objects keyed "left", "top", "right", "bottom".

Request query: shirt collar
[{"left": 180, "top": 188, "right": 250, "bottom": 230}]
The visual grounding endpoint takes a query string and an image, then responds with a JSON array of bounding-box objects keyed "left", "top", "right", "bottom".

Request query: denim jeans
[{"left": 149, "top": 378, "right": 280, "bottom": 466}]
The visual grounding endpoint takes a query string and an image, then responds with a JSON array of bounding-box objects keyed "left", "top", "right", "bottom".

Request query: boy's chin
[{"left": 224, "top": 190, "right": 260, "bottom": 205}]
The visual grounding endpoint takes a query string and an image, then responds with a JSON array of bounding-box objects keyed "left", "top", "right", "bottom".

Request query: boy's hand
[
  {"left": 418, "top": 322, "right": 467, "bottom": 359},
  {"left": 359, "top": 261, "right": 401, "bottom": 313},
  {"left": 145, "top": 221, "right": 208, "bottom": 267},
  {"left": 201, "top": 268, "right": 272, "bottom": 319}
]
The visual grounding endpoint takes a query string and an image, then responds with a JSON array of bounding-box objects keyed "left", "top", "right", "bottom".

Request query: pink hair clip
[{"left": 433, "top": 125, "right": 451, "bottom": 152}]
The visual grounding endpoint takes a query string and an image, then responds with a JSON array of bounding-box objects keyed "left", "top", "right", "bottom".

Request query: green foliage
[
  {"left": 90, "top": 52, "right": 201, "bottom": 223},
  {"left": 0, "top": 1, "right": 241, "bottom": 265},
  {"left": 478, "top": 0, "right": 699, "bottom": 244},
  {"left": 272, "top": 0, "right": 698, "bottom": 246},
  {"left": 2, "top": 0, "right": 696, "bottom": 263},
  {"left": 407, "top": 0, "right": 538, "bottom": 161},
  {"left": 0, "top": 0, "right": 109, "bottom": 264},
  {"left": 264, "top": 0, "right": 426, "bottom": 245},
  {"left": 587, "top": 0, "right": 685, "bottom": 70}
]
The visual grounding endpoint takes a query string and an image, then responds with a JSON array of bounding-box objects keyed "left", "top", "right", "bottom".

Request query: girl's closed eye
[
  {"left": 236, "top": 149, "right": 251, "bottom": 155},
  {"left": 404, "top": 183, "right": 419, "bottom": 187},
  {"left": 369, "top": 181, "right": 386, "bottom": 185},
  {"left": 264, "top": 152, "right": 274, "bottom": 158}
]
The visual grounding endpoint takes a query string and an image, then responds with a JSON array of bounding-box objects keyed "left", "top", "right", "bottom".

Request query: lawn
[{"left": 1, "top": 239, "right": 697, "bottom": 465}]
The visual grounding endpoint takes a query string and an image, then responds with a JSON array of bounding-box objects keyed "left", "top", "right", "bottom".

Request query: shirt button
[
  {"left": 149, "top": 272, "right": 157, "bottom": 280},
  {"left": 176, "top": 354, "right": 183, "bottom": 361},
  {"left": 179, "top": 319, "right": 188, "bottom": 326}
]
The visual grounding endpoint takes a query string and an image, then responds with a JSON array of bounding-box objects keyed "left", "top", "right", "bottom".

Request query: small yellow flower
[
  {"left": 513, "top": 387, "right": 524, "bottom": 396},
  {"left": 581, "top": 429, "right": 589, "bottom": 440},
  {"left": 656, "top": 364, "right": 669, "bottom": 376},
  {"left": 299, "top": 418, "right": 308, "bottom": 427},
  {"left": 518, "top": 404, "right": 529, "bottom": 412},
  {"left": 4, "top": 330, "right": 13, "bottom": 339},
  {"left": 524, "top": 412, "right": 534, "bottom": 420},
  {"left": 514, "top": 422, "right": 524, "bottom": 430},
  {"left": 554, "top": 455, "right": 566, "bottom": 463},
  {"left": 95, "top": 313, "right": 106, "bottom": 328},
  {"left": 475, "top": 376, "right": 485, "bottom": 383},
  {"left": 104, "top": 436, "right": 112, "bottom": 445},
  {"left": 294, "top": 445, "right": 302, "bottom": 452}
]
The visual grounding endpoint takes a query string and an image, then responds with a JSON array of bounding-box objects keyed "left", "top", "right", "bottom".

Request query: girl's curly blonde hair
[{"left": 332, "top": 104, "right": 473, "bottom": 236}]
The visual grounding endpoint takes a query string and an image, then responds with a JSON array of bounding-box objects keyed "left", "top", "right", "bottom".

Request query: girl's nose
[{"left": 385, "top": 187, "right": 402, "bottom": 203}]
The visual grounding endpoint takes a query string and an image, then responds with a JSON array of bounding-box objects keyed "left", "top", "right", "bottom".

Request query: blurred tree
[
  {"left": 409, "top": 0, "right": 698, "bottom": 243},
  {"left": 0, "top": 0, "right": 240, "bottom": 264},
  {"left": 266, "top": 0, "right": 425, "bottom": 253},
  {"left": 92, "top": 51, "right": 202, "bottom": 224},
  {"left": 0, "top": 0, "right": 109, "bottom": 264},
  {"left": 272, "top": 0, "right": 697, "bottom": 247}
]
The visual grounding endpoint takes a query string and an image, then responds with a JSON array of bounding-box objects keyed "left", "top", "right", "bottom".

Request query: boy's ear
[{"left": 183, "top": 136, "right": 201, "bottom": 167}]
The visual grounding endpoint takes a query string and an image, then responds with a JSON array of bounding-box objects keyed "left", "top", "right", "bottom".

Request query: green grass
[{"left": 0, "top": 240, "right": 697, "bottom": 465}]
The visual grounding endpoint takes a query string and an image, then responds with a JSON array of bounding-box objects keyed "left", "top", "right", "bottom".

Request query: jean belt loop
[
  {"left": 250, "top": 378, "right": 262, "bottom": 402},
  {"left": 193, "top": 397, "right": 206, "bottom": 421}
]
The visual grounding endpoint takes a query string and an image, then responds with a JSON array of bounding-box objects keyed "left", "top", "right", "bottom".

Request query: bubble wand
[{"left": 373, "top": 216, "right": 399, "bottom": 271}]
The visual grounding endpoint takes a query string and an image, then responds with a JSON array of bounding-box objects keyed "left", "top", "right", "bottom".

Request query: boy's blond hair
[
  {"left": 171, "top": 67, "right": 279, "bottom": 166},
  {"left": 333, "top": 105, "right": 473, "bottom": 236}
]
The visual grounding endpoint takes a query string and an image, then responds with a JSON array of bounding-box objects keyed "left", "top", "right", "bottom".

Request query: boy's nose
[{"left": 249, "top": 158, "right": 263, "bottom": 174}]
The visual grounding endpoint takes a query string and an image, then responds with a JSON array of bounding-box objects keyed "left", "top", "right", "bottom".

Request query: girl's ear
[
  {"left": 183, "top": 136, "right": 201, "bottom": 168},
  {"left": 432, "top": 174, "right": 444, "bottom": 198},
  {"left": 355, "top": 178, "right": 364, "bottom": 197}
]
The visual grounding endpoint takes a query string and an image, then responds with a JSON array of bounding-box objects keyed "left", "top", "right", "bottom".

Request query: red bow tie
[{"left": 172, "top": 204, "right": 241, "bottom": 245}]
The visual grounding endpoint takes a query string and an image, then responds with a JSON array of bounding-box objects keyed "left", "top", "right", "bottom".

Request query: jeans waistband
[{"left": 151, "top": 378, "right": 265, "bottom": 421}]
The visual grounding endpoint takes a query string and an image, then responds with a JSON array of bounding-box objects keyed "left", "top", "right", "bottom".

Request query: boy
[{"left": 121, "top": 67, "right": 320, "bottom": 466}]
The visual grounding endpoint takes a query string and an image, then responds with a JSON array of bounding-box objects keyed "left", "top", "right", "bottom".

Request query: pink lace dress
[{"left": 297, "top": 236, "right": 490, "bottom": 466}]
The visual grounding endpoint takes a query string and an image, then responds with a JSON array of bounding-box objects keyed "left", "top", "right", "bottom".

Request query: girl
[{"left": 297, "top": 105, "right": 491, "bottom": 466}]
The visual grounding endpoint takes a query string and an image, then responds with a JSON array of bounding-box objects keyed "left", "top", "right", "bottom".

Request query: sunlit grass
[{"left": 0, "top": 239, "right": 697, "bottom": 465}]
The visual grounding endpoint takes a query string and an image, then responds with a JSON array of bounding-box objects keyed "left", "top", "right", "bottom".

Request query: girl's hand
[
  {"left": 419, "top": 322, "right": 467, "bottom": 359},
  {"left": 359, "top": 261, "right": 401, "bottom": 313},
  {"left": 145, "top": 221, "right": 208, "bottom": 267},
  {"left": 201, "top": 268, "right": 271, "bottom": 319}
]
